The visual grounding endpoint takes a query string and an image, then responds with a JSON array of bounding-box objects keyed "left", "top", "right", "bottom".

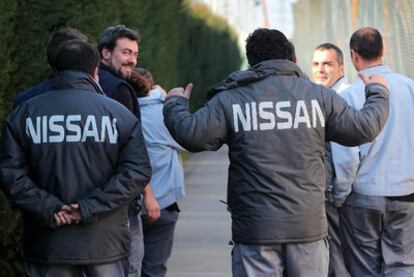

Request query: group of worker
[{"left": 1, "top": 23, "right": 414, "bottom": 277}]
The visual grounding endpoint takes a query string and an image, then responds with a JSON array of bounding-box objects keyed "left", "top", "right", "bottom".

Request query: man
[
  {"left": 128, "top": 68, "right": 185, "bottom": 277},
  {"left": 312, "top": 43, "right": 349, "bottom": 93},
  {"left": 98, "top": 25, "right": 160, "bottom": 277},
  {"left": 0, "top": 40, "right": 151, "bottom": 276},
  {"left": 13, "top": 28, "right": 88, "bottom": 108},
  {"left": 311, "top": 43, "right": 350, "bottom": 277},
  {"left": 163, "top": 28, "right": 389, "bottom": 276},
  {"left": 331, "top": 27, "right": 414, "bottom": 276}
]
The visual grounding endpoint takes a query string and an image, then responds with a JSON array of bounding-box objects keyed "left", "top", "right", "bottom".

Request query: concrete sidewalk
[{"left": 167, "top": 146, "right": 232, "bottom": 277}]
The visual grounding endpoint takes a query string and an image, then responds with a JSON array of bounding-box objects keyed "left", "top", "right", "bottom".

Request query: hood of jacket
[
  {"left": 207, "top": 59, "right": 308, "bottom": 99},
  {"left": 51, "top": 70, "right": 105, "bottom": 95},
  {"left": 138, "top": 88, "right": 165, "bottom": 107}
]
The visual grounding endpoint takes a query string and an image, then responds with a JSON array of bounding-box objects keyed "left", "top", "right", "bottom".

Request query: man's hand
[
  {"left": 154, "top": 84, "right": 167, "bottom": 97},
  {"left": 143, "top": 185, "right": 160, "bottom": 224},
  {"left": 166, "top": 83, "right": 193, "bottom": 99},
  {"left": 54, "top": 205, "right": 72, "bottom": 226},
  {"left": 69, "top": 203, "right": 82, "bottom": 224},
  {"left": 358, "top": 72, "right": 388, "bottom": 87},
  {"left": 53, "top": 204, "right": 82, "bottom": 227}
]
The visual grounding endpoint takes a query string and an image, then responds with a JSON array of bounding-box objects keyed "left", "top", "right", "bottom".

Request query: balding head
[{"left": 350, "top": 27, "right": 383, "bottom": 61}]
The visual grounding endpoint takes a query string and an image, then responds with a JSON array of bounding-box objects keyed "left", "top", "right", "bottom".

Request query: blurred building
[{"left": 293, "top": 0, "right": 414, "bottom": 80}]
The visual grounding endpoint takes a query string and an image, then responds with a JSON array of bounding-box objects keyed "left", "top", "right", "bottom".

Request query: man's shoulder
[
  {"left": 387, "top": 71, "right": 414, "bottom": 87},
  {"left": 13, "top": 79, "right": 52, "bottom": 108},
  {"left": 98, "top": 66, "right": 133, "bottom": 95},
  {"left": 334, "top": 79, "right": 365, "bottom": 107},
  {"left": 332, "top": 77, "right": 350, "bottom": 94},
  {"left": 99, "top": 93, "right": 137, "bottom": 119}
]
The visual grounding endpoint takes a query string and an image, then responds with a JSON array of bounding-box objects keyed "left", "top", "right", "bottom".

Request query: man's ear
[
  {"left": 101, "top": 48, "right": 111, "bottom": 61},
  {"left": 92, "top": 67, "right": 99, "bottom": 82},
  {"left": 350, "top": 50, "right": 358, "bottom": 62},
  {"left": 339, "top": 64, "right": 345, "bottom": 75}
]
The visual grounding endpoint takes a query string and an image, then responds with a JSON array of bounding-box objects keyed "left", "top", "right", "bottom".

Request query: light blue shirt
[
  {"left": 138, "top": 89, "right": 185, "bottom": 210},
  {"left": 325, "top": 76, "right": 350, "bottom": 196},
  {"left": 331, "top": 65, "right": 414, "bottom": 206},
  {"left": 331, "top": 76, "right": 350, "bottom": 93}
]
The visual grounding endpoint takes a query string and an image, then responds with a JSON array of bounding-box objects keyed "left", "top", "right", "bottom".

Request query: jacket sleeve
[
  {"left": 0, "top": 113, "right": 65, "bottom": 228},
  {"left": 77, "top": 120, "right": 151, "bottom": 223},
  {"left": 163, "top": 95, "right": 228, "bottom": 152},
  {"left": 324, "top": 143, "right": 334, "bottom": 190},
  {"left": 325, "top": 83, "right": 389, "bottom": 146},
  {"left": 330, "top": 142, "right": 360, "bottom": 207},
  {"left": 164, "top": 131, "right": 185, "bottom": 152}
]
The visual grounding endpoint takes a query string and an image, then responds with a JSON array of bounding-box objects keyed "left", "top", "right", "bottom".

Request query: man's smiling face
[{"left": 102, "top": 37, "right": 138, "bottom": 78}]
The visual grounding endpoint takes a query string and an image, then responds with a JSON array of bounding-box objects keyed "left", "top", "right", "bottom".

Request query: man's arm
[
  {"left": 327, "top": 73, "right": 386, "bottom": 206},
  {"left": 330, "top": 142, "right": 360, "bottom": 207},
  {"left": 143, "top": 184, "right": 160, "bottom": 223},
  {"left": 0, "top": 116, "right": 65, "bottom": 228},
  {"left": 325, "top": 73, "right": 389, "bottom": 146},
  {"left": 76, "top": 120, "right": 152, "bottom": 223},
  {"left": 112, "top": 83, "right": 159, "bottom": 219},
  {"left": 163, "top": 84, "right": 228, "bottom": 152}
]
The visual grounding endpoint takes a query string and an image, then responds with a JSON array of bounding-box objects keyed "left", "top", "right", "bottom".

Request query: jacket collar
[
  {"left": 207, "top": 59, "right": 307, "bottom": 99},
  {"left": 361, "top": 64, "right": 392, "bottom": 76},
  {"left": 99, "top": 63, "right": 122, "bottom": 79},
  {"left": 51, "top": 70, "right": 104, "bottom": 95}
]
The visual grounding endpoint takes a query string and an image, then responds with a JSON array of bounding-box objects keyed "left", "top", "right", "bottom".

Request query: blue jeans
[{"left": 141, "top": 208, "right": 179, "bottom": 277}]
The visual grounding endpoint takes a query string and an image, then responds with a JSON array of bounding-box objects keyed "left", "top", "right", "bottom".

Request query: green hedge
[
  {"left": 178, "top": 3, "right": 242, "bottom": 110},
  {"left": 0, "top": 0, "right": 241, "bottom": 275}
]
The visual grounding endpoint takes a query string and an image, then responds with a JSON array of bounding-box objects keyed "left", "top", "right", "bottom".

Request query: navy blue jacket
[
  {"left": 99, "top": 64, "right": 141, "bottom": 119},
  {"left": 13, "top": 79, "right": 52, "bottom": 108},
  {"left": 0, "top": 70, "right": 151, "bottom": 264}
]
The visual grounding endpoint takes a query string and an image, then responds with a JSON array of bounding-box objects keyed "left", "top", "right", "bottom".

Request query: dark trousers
[
  {"left": 25, "top": 260, "right": 128, "bottom": 277},
  {"left": 129, "top": 206, "right": 144, "bottom": 277},
  {"left": 232, "top": 239, "right": 329, "bottom": 277},
  {"left": 340, "top": 192, "right": 414, "bottom": 276},
  {"left": 141, "top": 208, "right": 179, "bottom": 277},
  {"left": 326, "top": 202, "right": 350, "bottom": 277}
]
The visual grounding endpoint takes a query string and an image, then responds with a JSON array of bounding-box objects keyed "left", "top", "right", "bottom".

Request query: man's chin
[
  {"left": 317, "top": 79, "right": 328, "bottom": 86},
  {"left": 119, "top": 70, "right": 132, "bottom": 79}
]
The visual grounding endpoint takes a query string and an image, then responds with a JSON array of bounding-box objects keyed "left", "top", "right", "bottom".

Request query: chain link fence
[{"left": 292, "top": 0, "right": 414, "bottom": 81}]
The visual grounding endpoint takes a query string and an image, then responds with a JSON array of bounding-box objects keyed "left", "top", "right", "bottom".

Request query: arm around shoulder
[{"left": 325, "top": 79, "right": 389, "bottom": 146}]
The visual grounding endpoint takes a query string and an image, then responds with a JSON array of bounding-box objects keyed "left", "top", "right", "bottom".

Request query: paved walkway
[{"left": 167, "top": 146, "right": 232, "bottom": 277}]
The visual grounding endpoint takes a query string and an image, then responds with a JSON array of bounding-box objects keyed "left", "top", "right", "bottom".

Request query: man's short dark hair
[
  {"left": 350, "top": 27, "right": 383, "bottom": 60},
  {"left": 55, "top": 40, "right": 100, "bottom": 75},
  {"left": 315, "top": 43, "right": 344, "bottom": 65},
  {"left": 98, "top": 25, "right": 140, "bottom": 55},
  {"left": 47, "top": 28, "right": 88, "bottom": 70},
  {"left": 246, "top": 28, "right": 294, "bottom": 66}
]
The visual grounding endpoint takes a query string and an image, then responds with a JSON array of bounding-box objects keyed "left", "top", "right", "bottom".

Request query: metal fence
[{"left": 292, "top": 0, "right": 414, "bottom": 81}]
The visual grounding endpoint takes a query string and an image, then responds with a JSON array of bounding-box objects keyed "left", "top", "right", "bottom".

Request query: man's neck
[
  {"left": 330, "top": 76, "right": 345, "bottom": 89},
  {"left": 358, "top": 58, "right": 382, "bottom": 71}
]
